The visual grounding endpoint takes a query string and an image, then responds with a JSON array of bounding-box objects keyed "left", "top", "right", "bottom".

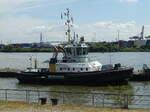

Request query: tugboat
[{"left": 17, "top": 9, "right": 133, "bottom": 86}]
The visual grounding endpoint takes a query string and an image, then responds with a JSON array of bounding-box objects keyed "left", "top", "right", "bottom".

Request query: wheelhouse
[{"left": 63, "top": 43, "right": 88, "bottom": 63}]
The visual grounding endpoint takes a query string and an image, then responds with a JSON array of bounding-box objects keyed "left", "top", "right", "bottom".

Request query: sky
[{"left": 0, "top": 0, "right": 150, "bottom": 44}]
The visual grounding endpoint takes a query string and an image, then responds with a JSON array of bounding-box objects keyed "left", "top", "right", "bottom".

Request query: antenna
[
  {"left": 40, "top": 32, "right": 43, "bottom": 43},
  {"left": 73, "top": 32, "right": 76, "bottom": 41},
  {"left": 29, "top": 56, "right": 32, "bottom": 68},
  {"left": 34, "top": 58, "right": 37, "bottom": 69},
  {"left": 117, "top": 30, "right": 120, "bottom": 48},
  {"left": 140, "top": 25, "right": 144, "bottom": 40},
  {"left": 61, "top": 8, "right": 74, "bottom": 42}
]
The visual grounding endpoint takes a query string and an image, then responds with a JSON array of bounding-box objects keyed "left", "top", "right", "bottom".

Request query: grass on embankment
[{"left": 0, "top": 101, "right": 150, "bottom": 112}]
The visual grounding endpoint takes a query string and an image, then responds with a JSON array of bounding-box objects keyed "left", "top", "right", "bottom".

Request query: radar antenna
[{"left": 61, "top": 8, "right": 74, "bottom": 42}]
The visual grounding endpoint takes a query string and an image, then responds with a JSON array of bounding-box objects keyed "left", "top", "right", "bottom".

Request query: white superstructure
[{"left": 49, "top": 9, "right": 102, "bottom": 73}]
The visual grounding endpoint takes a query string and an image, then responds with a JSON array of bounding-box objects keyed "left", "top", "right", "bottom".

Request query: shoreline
[{"left": 0, "top": 101, "right": 149, "bottom": 112}]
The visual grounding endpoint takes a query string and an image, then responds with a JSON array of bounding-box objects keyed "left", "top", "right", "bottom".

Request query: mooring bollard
[
  {"left": 39, "top": 97, "right": 47, "bottom": 105},
  {"left": 51, "top": 98, "right": 58, "bottom": 106}
]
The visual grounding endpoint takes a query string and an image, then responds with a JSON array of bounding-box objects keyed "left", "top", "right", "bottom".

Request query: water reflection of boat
[
  {"left": 130, "top": 64, "right": 150, "bottom": 81},
  {"left": 16, "top": 9, "right": 133, "bottom": 86}
]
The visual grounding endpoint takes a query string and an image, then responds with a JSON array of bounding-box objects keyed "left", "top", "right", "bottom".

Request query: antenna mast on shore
[
  {"left": 117, "top": 30, "right": 120, "bottom": 48},
  {"left": 61, "top": 8, "right": 74, "bottom": 42},
  {"left": 40, "top": 32, "right": 43, "bottom": 43}
]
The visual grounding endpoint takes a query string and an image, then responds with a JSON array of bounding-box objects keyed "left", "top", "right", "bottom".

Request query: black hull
[
  {"left": 130, "top": 73, "right": 150, "bottom": 81},
  {"left": 17, "top": 68, "right": 133, "bottom": 86},
  {"left": 0, "top": 72, "right": 20, "bottom": 78},
  {"left": 130, "top": 69, "right": 150, "bottom": 81}
]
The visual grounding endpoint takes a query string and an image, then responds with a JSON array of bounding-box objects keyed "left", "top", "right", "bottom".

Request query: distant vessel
[
  {"left": 130, "top": 64, "right": 150, "bottom": 81},
  {"left": 17, "top": 9, "right": 133, "bottom": 86}
]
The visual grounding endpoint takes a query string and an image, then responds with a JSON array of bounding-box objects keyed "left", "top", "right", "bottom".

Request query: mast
[
  {"left": 40, "top": 32, "right": 43, "bottom": 43},
  {"left": 117, "top": 30, "right": 120, "bottom": 48},
  {"left": 61, "top": 8, "right": 74, "bottom": 43},
  {"left": 140, "top": 25, "right": 144, "bottom": 40}
]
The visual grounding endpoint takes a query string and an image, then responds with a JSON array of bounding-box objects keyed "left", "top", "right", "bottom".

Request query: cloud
[
  {"left": 0, "top": 0, "right": 40, "bottom": 14},
  {"left": 0, "top": 0, "right": 78, "bottom": 14},
  {"left": 119, "top": 0, "right": 138, "bottom": 3},
  {"left": 32, "top": 21, "right": 150, "bottom": 42},
  {"left": 0, "top": 15, "right": 47, "bottom": 43},
  {"left": 0, "top": 0, "right": 80, "bottom": 43},
  {"left": 0, "top": 0, "right": 147, "bottom": 43},
  {"left": 73, "top": 21, "right": 139, "bottom": 42},
  {"left": 0, "top": 17, "right": 150, "bottom": 44}
]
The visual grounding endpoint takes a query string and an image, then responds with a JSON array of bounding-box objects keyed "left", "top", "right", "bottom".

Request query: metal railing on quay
[{"left": 0, "top": 89, "right": 150, "bottom": 109}]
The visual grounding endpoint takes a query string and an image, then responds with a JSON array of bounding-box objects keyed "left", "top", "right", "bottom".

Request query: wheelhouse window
[
  {"left": 76, "top": 47, "right": 88, "bottom": 55},
  {"left": 73, "top": 48, "right": 76, "bottom": 56},
  {"left": 77, "top": 47, "right": 82, "bottom": 55},
  {"left": 68, "top": 68, "right": 70, "bottom": 71},
  {"left": 83, "top": 48, "right": 88, "bottom": 55},
  {"left": 66, "top": 48, "right": 72, "bottom": 55},
  {"left": 60, "top": 68, "right": 62, "bottom": 71},
  {"left": 73, "top": 68, "right": 75, "bottom": 71}
]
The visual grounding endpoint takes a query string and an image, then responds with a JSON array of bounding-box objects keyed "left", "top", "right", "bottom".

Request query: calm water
[
  {"left": 0, "top": 52, "right": 150, "bottom": 94},
  {"left": 0, "top": 52, "right": 150, "bottom": 70}
]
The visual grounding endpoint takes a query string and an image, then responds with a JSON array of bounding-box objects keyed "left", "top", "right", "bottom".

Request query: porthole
[{"left": 86, "top": 68, "right": 88, "bottom": 71}]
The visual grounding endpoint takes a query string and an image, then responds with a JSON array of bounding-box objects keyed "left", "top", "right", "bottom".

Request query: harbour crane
[{"left": 129, "top": 25, "right": 144, "bottom": 40}]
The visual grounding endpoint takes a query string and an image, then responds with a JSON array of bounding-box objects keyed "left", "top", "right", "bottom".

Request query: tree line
[{"left": 1, "top": 42, "right": 150, "bottom": 52}]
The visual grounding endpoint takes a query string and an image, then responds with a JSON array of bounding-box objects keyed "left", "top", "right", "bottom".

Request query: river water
[
  {"left": 0, "top": 52, "right": 150, "bottom": 90},
  {"left": 0, "top": 52, "right": 150, "bottom": 108}
]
